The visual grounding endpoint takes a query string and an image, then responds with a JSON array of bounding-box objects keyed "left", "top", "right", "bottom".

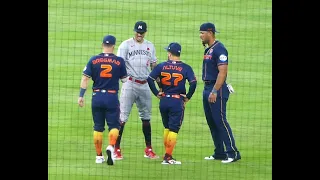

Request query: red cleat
[
  {"left": 114, "top": 148, "right": 123, "bottom": 160},
  {"left": 144, "top": 147, "right": 159, "bottom": 159}
]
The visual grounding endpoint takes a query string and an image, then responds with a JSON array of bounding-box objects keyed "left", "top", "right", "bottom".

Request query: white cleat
[
  {"left": 106, "top": 145, "right": 115, "bottom": 165},
  {"left": 95, "top": 156, "right": 105, "bottom": 164},
  {"left": 221, "top": 158, "right": 240, "bottom": 163},
  {"left": 161, "top": 159, "right": 182, "bottom": 165},
  {"left": 204, "top": 155, "right": 215, "bottom": 160}
]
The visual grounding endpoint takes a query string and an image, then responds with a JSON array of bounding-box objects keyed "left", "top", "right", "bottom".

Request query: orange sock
[
  {"left": 163, "top": 128, "right": 169, "bottom": 147},
  {"left": 108, "top": 128, "right": 119, "bottom": 145},
  {"left": 93, "top": 131, "right": 103, "bottom": 156},
  {"left": 165, "top": 131, "right": 177, "bottom": 156}
]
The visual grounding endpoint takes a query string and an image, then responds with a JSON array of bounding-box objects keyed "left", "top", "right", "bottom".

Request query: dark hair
[
  {"left": 103, "top": 44, "right": 114, "bottom": 48},
  {"left": 169, "top": 51, "right": 180, "bottom": 57}
]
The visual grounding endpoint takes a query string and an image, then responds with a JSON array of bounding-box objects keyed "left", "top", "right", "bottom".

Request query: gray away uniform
[{"left": 117, "top": 38, "right": 157, "bottom": 122}]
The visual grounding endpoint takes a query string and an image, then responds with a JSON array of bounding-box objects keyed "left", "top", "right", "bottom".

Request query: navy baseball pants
[
  {"left": 159, "top": 95, "right": 185, "bottom": 133},
  {"left": 203, "top": 83, "right": 239, "bottom": 159},
  {"left": 91, "top": 90, "right": 121, "bottom": 132}
]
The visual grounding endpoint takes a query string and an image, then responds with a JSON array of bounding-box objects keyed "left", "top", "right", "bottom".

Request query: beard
[{"left": 202, "top": 40, "right": 207, "bottom": 49}]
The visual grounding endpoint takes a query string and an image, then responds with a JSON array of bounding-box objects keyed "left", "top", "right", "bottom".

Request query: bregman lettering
[{"left": 92, "top": 58, "right": 120, "bottom": 65}]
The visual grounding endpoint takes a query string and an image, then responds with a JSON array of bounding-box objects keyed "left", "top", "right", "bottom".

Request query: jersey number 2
[
  {"left": 161, "top": 72, "right": 183, "bottom": 86},
  {"left": 100, "top": 64, "right": 112, "bottom": 78}
]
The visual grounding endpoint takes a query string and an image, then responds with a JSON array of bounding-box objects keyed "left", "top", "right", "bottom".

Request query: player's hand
[
  {"left": 156, "top": 91, "right": 164, "bottom": 99},
  {"left": 78, "top": 97, "right": 85, "bottom": 107},
  {"left": 180, "top": 94, "right": 188, "bottom": 109},
  {"left": 180, "top": 94, "right": 189, "bottom": 103},
  {"left": 183, "top": 101, "right": 186, "bottom": 109},
  {"left": 208, "top": 92, "right": 217, "bottom": 103}
]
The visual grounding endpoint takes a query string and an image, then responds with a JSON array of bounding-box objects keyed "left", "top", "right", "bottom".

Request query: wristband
[
  {"left": 211, "top": 88, "right": 217, "bottom": 94},
  {"left": 79, "top": 88, "right": 86, "bottom": 97}
]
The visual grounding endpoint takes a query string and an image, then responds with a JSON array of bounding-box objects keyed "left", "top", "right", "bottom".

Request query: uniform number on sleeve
[
  {"left": 100, "top": 64, "right": 113, "bottom": 78},
  {"left": 161, "top": 72, "right": 183, "bottom": 86}
]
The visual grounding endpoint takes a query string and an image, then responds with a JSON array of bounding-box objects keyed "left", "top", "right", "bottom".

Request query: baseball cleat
[
  {"left": 114, "top": 148, "right": 123, "bottom": 160},
  {"left": 161, "top": 155, "right": 181, "bottom": 165},
  {"left": 95, "top": 156, "right": 105, "bottom": 164},
  {"left": 106, "top": 145, "right": 115, "bottom": 165},
  {"left": 144, "top": 148, "right": 159, "bottom": 159},
  {"left": 204, "top": 155, "right": 215, "bottom": 160},
  {"left": 221, "top": 157, "right": 241, "bottom": 163},
  {"left": 204, "top": 155, "right": 226, "bottom": 160},
  {"left": 161, "top": 159, "right": 182, "bottom": 165}
]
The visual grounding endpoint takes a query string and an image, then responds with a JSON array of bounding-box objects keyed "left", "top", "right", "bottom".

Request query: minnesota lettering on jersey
[
  {"left": 128, "top": 50, "right": 151, "bottom": 58},
  {"left": 162, "top": 65, "right": 183, "bottom": 72},
  {"left": 92, "top": 58, "right": 121, "bottom": 66}
]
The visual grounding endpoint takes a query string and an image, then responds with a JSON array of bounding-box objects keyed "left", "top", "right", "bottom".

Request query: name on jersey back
[
  {"left": 162, "top": 65, "right": 183, "bottom": 72},
  {"left": 92, "top": 58, "right": 121, "bottom": 66}
]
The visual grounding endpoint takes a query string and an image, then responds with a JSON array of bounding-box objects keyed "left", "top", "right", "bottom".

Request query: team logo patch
[
  {"left": 83, "top": 66, "right": 87, "bottom": 71},
  {"left": 219, "top": 54, "right": 227, "bottom": 61},
  {"left": 204, "top": 55, "right": 212, "bottom": 59}
]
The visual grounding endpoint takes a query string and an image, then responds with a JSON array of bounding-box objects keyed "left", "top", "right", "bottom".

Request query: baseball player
[
  {"left": 147, "top": 42, "right": 197, "bottom": 165},
  {"left": 78, "top": 35, "right": 127, "bottom": 165},
  {"left": 115, "top": 20, "right": 159, "bottom": 160},
  {"left": 199, "top": 22, "right": 241, "bottom": 163}
]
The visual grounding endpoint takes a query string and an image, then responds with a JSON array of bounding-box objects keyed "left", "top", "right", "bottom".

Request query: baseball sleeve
[
  {"left": 150, "top": 43, "right": 157, "bottom": 63},
  {"left": 82, "top": 57, "right": 94, "bottom": 78},
  {"left": 117, "top": 41, "right": 128, "bottom": 59},
  {"left": 186, "top": 66, "right": 197, "bottom": 100},
  {"left": 216, "top": 47, "right": 228, "bottom": 66},
  {"left": 119, "top": 57, "right": 128, "bottom": 79}
]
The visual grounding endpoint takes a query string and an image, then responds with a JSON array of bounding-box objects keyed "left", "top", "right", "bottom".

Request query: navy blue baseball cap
[
  {"left": 134, "top": 21, "right": 147, "bottom": 32},
  {"left": 102, "top": 35, "right": 116, "bottom": 45},
  {"left": 199, "top": 22, "right": 219, "bottom": 33},
  {"left": 164, "top": 42, "right": 181, "bottom": 56}
]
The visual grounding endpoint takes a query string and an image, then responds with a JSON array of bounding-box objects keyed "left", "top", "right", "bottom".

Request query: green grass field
[{"left": 48, "top": 0, "right": 272, "bottom": 179}]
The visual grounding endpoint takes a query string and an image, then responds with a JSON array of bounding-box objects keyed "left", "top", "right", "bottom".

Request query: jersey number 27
[{"left": 161, "top": 72, "right": 183, "bottom": 86}]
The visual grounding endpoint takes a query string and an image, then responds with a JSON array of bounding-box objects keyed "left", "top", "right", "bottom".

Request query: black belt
[{"left": 203, "top": 80, "right": 215, "bottom": 85}]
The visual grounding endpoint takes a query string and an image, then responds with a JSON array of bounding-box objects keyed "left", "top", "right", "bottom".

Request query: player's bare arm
[
  {"left": 209, "top": 64, "right": 228, "bottom": 103},
  {"left": 78, "top": 75, "right": 90, "bottom": 107},
  {"left": 214, "top": 64, "right": 228, "bottom": 90},
  {"left": 150, "top": 62, "right": 157, "bottom": 70}
]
